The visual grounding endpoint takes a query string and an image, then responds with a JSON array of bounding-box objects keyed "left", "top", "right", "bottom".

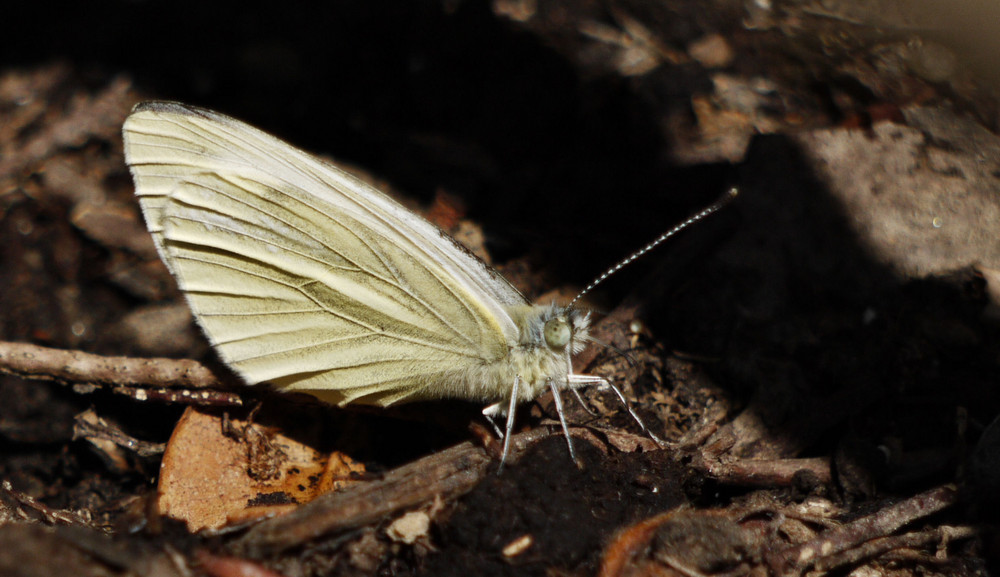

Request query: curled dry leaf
[{"left": 157, "top": 407, "right": 365, "bottom": 532}]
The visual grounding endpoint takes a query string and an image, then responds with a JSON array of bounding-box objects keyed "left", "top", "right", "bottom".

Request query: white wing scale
[{"left": 123, "top": 102, "right": 526, "bottom": 406}]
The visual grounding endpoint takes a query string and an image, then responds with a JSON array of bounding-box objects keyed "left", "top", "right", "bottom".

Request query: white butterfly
[{"left": 124, "top": 101, "right": 733, "bottom": 466}]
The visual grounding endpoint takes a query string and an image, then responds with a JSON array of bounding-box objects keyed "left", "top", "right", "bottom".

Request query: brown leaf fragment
[{"left": 157, "top": 408, "right": 365, "bottom": 532}]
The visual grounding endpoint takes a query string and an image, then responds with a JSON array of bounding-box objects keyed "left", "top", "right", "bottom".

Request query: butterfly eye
[{"left": 543, "top": 317, "right": 572, "bottom": 350}]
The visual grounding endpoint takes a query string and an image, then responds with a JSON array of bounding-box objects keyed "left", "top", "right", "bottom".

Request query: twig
[
  {"left": 0, "top": 341, "right": 238, "bottom": 405},
  {"left": 0, "top": 481, "right": 92, "bottom": 527},
  {"left": 73, "top": 408, "right": 166, "bottom": 458},
  {"left": 770, "top": 484, "right": 960, "bottom": 575},
  {"left": 701, "top": 456, "right": 832, "bottom": 487},
  {"left": 813, "top": 525, "right": 977, "bottom": 573},
  {"left": 235, "top": 428, "right": 553, "bottom": 555},
  {"left": 0, "top": 340, "right": 218, "bottom": 388}
]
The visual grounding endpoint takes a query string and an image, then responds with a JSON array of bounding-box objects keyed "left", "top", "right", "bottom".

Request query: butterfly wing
[{"left": 123, "top": 102, "right": 526, "bottom": 406}]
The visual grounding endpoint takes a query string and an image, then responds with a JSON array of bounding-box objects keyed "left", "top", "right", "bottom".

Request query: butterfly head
[{"left": 530, "top": 304, "right": 592, "bottom": 356}]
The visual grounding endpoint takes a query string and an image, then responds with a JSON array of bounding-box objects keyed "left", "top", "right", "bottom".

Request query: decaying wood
[{"left": 235, "top": 428, "right": 553, "bottom": 555}]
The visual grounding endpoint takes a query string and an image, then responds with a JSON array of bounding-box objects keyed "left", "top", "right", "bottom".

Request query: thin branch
[
  {"left": 235, "top": 428, "right": 553, "bottom": 555},
  {"left": 813, "top": 525, "right": 978, "bottom": 573},
  {"left": 0, "top": 340, "right": 228, "bottom": 395},
  {"left": 770, "top": 484, "right": 960, "bottom": 575},
  {"left": 701, "top": 456, "right": 832, "bottom": 487}
]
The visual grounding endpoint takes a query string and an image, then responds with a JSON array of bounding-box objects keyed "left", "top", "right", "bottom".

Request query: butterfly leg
[
  {"left": 496, "top": 375, "right": 521, "bottom": 472},
  {"left": 563, "top": 349, "right": 600, "bottom": 416},
  {"left": 549, "top": 378, "right": 579, "bottom": 465},
  {"left": 483, "top": 408, "right": 505, "bottom": 440},
  {"left": 565, "top": 371, "right": 666, "bottom": 446},
  {"left": 602, "top": 378, "right": 667, "bottom": 446},
  {"left": 569, "top": 387, "right": 598, "bottom": 416}
]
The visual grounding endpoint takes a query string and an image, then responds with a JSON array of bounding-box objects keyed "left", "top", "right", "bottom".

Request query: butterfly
[{"left": 124, "top": 101, "right": 735, "bottom": 467}]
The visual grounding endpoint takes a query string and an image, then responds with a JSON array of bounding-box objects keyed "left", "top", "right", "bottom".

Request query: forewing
[{"left": 123, "top": 102, "right": 524, "bottom": 405}]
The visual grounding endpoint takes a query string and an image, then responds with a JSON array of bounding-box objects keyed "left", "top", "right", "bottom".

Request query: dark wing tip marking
[
  {"left": 131, "top": 101, "right": 227, "bottom": 124},
  {"left": 132, "top": 101, "right": 194, "bottom": 115}
]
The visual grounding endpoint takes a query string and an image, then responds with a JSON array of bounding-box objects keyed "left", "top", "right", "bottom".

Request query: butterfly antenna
[
  {"left": 582, "top": 334, "right": 636, "bottom": 368},
  {"left": 569, "top": 187, "right": 739, "bottom": 308}
]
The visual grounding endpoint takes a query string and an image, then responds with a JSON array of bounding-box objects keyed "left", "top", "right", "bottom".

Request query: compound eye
[{"left": 543, "top": 317, "right": 572, "bottom": 349}]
